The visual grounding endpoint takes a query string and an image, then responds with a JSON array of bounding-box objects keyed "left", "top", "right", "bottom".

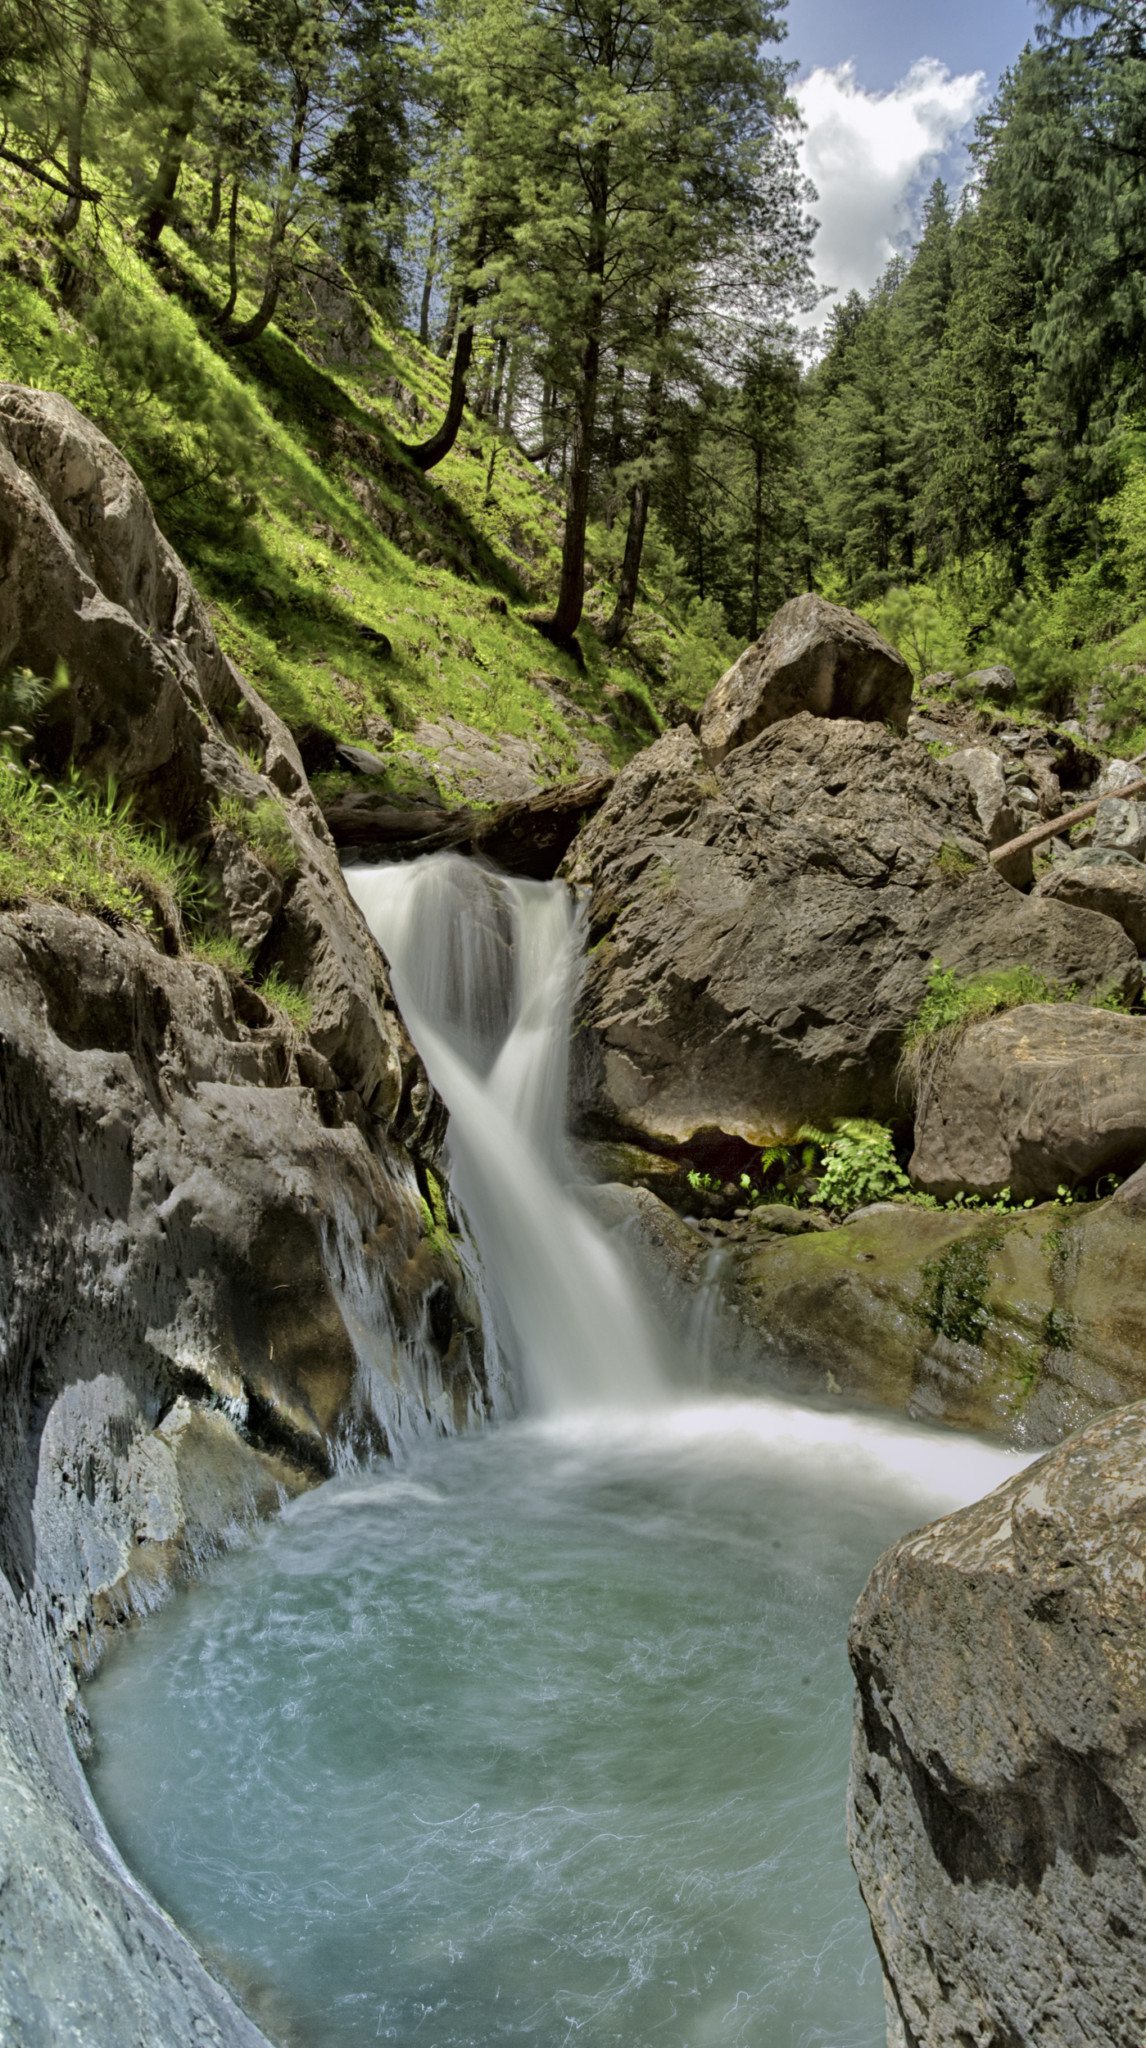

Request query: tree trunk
[
  {"left": 488, "top": 334, "right": 509, "bottom": 427},
  {"left": 437, "top": 285, "right": 459, "bottom": 358},
  {"left": 54, "top": 36, "right": 93, "bottom": 235},
  {"left": 602, "top": 298, "right": 671, "bottom": 647},
  {"left": 221, "top": 78, "right": 308, "bottom": 346},
  {"left": 602, "top": 479, "right": 649, "bottom": 647},
  {"left": 419, "top": 211, "right": 439, "bottom": 347},
  {"left": 400, "top": 316, "right": 476, "bottom": 470},
  {"left": 139, "top": 88, "right": 198, "bottom": 248},
  {"left": 749, "top": 444, "right": 764, "bottom": 641},
  {"left": 501, "top": 345, "right": 520, "bottom": 439},
  {"left": 206, "top": 160, "right": 223, "bottom": 234},
  {"left": 215, "top": 180, "right": 242, "bottom": 329},
  {"left": 604, "top": 362, "right": 626, "bottom": 529},
  {"left": 543, "top": 317, "right": 602, "bottom": 643}
]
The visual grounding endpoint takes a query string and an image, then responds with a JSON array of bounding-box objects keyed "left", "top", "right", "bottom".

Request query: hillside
[{"left": 0, "top": 168, "right": 726, "bottom": 811}]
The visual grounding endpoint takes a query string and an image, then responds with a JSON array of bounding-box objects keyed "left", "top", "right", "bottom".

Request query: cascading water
[
  {"left": 347, "top": 854, "right": 665, "bottom": 1413},
  {"left": 83, "top": 849, "right": 1037, "bottom": 2048}
]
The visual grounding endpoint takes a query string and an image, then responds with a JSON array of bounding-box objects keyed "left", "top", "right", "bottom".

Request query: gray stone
[
  {"left": 1034, "top": 855, "right": 1146, "bottom": 953},
  {"left": 910, "top": 1004, "right": 1146, "bottom": 1202},
  {"left": 960, "top": 662, "right": 1018, "bottom": 705},
  {"left": 564, "top": 717, "right": 1138, "bottom": 1151},
  {"left": 848, "top": 1401, "right": 1146, "bottom": 2048},
  {"left": 0, "top": 387, "right": 494, "bottom": 2044},
  {"left": 1094, "top": 758, "right": 1146, "bottom": 859},
  {"left": 946, "top": 745, "right": 1032, "bottom": 887},
  {"left": 698, "top": 594, "right": 913, "bottom": 766}
]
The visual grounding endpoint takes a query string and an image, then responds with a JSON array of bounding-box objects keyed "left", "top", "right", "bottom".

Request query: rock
[
  {"left": 0, "top": 388, "right": 495, "bottom": 2045},
  {"left": 564, "top": 717, "right": 1138, "bottom": 1151},
  {"left": 1094, "top": 757, "right": 1146, "bottom": 858},
  {"left": 959, "top": 662, "right": 1018, "bottom": 705},
  {"left": 946, "top": 745, "right": 1032, "bottom": 887},
  {"left": 1034, "top": 854, "right": 1146, "bottom": 952},
  {"left": 698, "top": 594, "right": 913, "bottom": 765},
  {"left": 335, "top": 741, "right": 390, "bottom": 777},
  {"left": 603, "top": 1178, "right": 1146, "bottom": 1444},
  {"left": 910, "top": 1005, "right": 1146, "bottom": 1202},
  {"left": 848, "top": 1401, "right": 1146, "bottom": 2048},
  {"left": 399, "top": 709, "right": 611, "bottom": 805}
]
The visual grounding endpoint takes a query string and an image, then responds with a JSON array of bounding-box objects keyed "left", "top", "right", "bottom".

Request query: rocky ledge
[{"left": 0, "top": 385, "right": 492, "bottom": 2043}]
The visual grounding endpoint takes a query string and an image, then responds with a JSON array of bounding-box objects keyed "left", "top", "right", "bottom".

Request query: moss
[
  {"left": 921, "top": 1228, "right": 1000, "bottom": 1346},
  {"left": 1043, "top": 1306, "right": 1074, "bottom": 1351},
  {"left": 934, "top": 841, "right": 977, "bottom": 882}
]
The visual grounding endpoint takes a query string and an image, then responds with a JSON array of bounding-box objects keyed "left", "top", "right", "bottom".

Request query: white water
[{"left": 348, "top": 856, "right": 665, "bottom": 1413}]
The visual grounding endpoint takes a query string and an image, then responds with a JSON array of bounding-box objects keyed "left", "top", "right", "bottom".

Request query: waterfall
[{"left": 348, "top": 855, "right": 665, "bottom": 1414}]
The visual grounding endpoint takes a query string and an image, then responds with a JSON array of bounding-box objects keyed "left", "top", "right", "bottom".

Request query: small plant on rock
[
  {"left": 259, "top": 969, "right": 313, "bottom": 1030},
  {"left": 810, "top": 1120, "right": 913, "bottom": 1215},
  {"left": 213, "top": 792, "right": 301, "bottom": 878}
]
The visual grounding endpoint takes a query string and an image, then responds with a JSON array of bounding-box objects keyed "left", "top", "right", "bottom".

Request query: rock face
[
  {"left": 697, "top": 594, "right": 913, "bottom": 765},
  {"left": 1036, "top": 852, "right": 1146, "bottom": 952},
  {"left": 564, "top": 717, "right": 1138, "bottom": 1150},
  {"left": 0, "top": 387, "right": 492, "bottom": 2044},
  {"left": 848, "top": 1401, "right": 1146, "bottom": 2048},
  {"left": 599, "top": 1177, "right": 1146, "bottom": 1446},
  {"left": 910, "top": 1005, "right": 1146, "bottom": 1201}
]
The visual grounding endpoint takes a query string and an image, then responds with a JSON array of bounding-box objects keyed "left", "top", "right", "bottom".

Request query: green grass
[
  {"left": 0, "top": 165, "right": 712, "bottom": 792},
  {"left": 0, "top": 764, "right": 200, "bottom": 927},
  {"left": 258, "top": 969, "right": 313, "bottom": 1031},
  {"left": 213, "top": 792, "right": 300, "bottom": 877},
  {"left": 904, "top": 961, "right": 1076, "bottom": 1055},
  {"left": 188, "top": 931, "right": 251, "bottom": 974}
]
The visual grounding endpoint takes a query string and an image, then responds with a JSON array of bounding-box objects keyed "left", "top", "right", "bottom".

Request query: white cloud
[{"left": 795, "top": 58, "right": 987, "bottom": 322}]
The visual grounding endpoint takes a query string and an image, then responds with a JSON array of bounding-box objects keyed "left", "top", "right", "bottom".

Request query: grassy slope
[{"left": 0, "top": 168, "right": 728, "bottom": 803}]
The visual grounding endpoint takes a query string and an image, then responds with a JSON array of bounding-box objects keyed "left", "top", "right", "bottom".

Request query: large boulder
[
  {"left": 848, "top": 1401, "right": 1146, "bottom": 2048},
  {"left": 563, "top": 717, "right": 1138, "bottom": 1150},
  {"left": 910, "top": 1005, "right": 1146, "bottom": 1201},
  {"left": 1035, "top": 852, "right": 1146, "bottom": 954},
  {"left": 602, "top": 1176, "right": 1146, "bottom": 1445},
  {"left": 697, "top": 594, "right": 913, "bottom": 765}
]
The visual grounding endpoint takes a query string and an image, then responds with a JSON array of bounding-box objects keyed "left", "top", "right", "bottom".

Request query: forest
[{"left": 1, "top": 0, "right": 1144, "bottom": 743}]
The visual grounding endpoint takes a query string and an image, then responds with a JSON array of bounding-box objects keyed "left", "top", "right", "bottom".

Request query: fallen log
[{"left": 990, "top": 773, "right": 1146, "bottom": 868}]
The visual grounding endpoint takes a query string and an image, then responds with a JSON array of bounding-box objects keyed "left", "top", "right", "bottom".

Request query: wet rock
[
  {"left": 698, "top": 594, "right": 913, "bottom": 766},
  {"left": 848, "top": 1401, "right": 1146, "bottom": 2048},
  {"left": 607, "top": 1180, "right": 1146, "bottom": 1445},
  {"left": 564, "top": 717, "right": 1137, "bottom": 1151},
  {"left": 910, "top": 1005, "right": 1146, "bottom": 1202},
  {"left": 0, "top": 387, "right": 493, "bottom": 2046}
]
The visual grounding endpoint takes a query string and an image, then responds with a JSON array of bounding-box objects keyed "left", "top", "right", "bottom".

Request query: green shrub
[
  {"left": 810, "top": 1120, "right": 913, "bottom": 1215},
  {"left": 905, "top": 961, "right": 1075, "bottom": 1053}
]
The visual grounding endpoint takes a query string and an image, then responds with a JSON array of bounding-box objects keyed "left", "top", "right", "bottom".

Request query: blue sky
[
  {"left": 787, "top": 0, "right": 1038, "bottom": 95},
  {"left": 786, "top": 0, "right": 1040, "bottom": 324}
]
